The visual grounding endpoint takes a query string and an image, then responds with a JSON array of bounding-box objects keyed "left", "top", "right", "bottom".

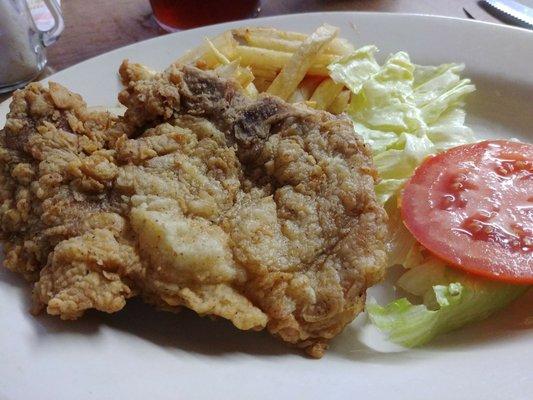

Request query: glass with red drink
[{"left": 149, "top": 0, "right": 261, "bottom": 31}]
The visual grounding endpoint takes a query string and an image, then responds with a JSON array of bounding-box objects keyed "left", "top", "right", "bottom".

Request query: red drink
[{"left": 150, "top": 0, "right": 261, "bottom": 31}]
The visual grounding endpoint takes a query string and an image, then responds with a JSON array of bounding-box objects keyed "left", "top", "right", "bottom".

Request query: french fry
[
  {"left": 250, "top": 66, "right": 278, "bottom": 80},
  {"left": 235, "top": 46, "right": 289, "bottom": 70},
  {"left": 305, "top": 65, "right": 334, "bottom": 76},
  {"left": 176, "top": 43, "right": 208, "bottom": 65},
  {"left": 288, "top": 88, "right": 306, "bottom": 103},
  {"left": 215, "top": 61, "right": 255, "bottom": 88},
  {"left": 215, "top": 60, "right": 236, "bottom": 76},
  {"left": 175, "top": 26, "right": 352, "bottom": 104},
  {"left": 288, "top": 76, "right": 323, "bottom": 103},
  {"left": 309, "top": 78, "right": 344, "bottom": 110},
  {"left": 206, "top": 38, "right": 257, "bottom": 94},
  {"left": 327, "top": 89, "right": 351, "bottom": 115},
  {"left": 239, "top": 66, "right": 255, "bottom": 87},
  {"left": 244, "top": 82, "right": 259, "bottom": 98},
  {"left": 233, "top": 46, "right": 340, "bottom": 76},
  {"left": 177, "top": 31, "right": 237, "bottom": 68},
  {"left": 325, "top": 38, "right": 354, "bottom": 57},
  {"left": 214, "top": 30, "right": 238, "bottom": 60},
  {"left": 233, "top": 27, "right": 307, "bottom": 42},
  {"left": 241, "top": 35, "right": 302, "bottom": 54},
  {"left": 233, "top": 27, "right": 354, "bottom": 56},
  {"left": 266, "top": 24, "right": 338, "bottom": 100},
  {"left": 205, "top": 37, "right": 230, "bottom": 64}
]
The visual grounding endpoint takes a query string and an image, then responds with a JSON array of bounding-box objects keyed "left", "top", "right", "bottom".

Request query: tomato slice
[{"left": 401, "top": 140, "right": 533, "bottom": 284}]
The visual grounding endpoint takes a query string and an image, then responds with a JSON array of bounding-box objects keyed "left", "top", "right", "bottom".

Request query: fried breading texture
[
  {"left": 0, "top": 63, "right": 387, "bottom": 357},
  {"left": 0, "top": 82, "right": 143, "bottom": 319}
]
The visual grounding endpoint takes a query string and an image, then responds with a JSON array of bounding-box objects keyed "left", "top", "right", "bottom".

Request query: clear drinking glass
[{"left": 0, "top": 0, "right": 64, "bottom": 93}]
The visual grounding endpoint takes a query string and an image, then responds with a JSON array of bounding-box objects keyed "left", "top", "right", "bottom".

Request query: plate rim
[
  {"left": 0, "top": 10, "right": 532, "bottom": 400},
  {"left": 1, "top": 11, "right": 532, "bottom": 109}
]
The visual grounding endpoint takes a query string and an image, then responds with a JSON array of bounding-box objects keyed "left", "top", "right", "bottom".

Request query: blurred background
[
  {"left": 34, "top": 0, "right": 518, "bottom": 73},
  {"left": 1, "top": 0, "right": 531, "bottom": 102}
]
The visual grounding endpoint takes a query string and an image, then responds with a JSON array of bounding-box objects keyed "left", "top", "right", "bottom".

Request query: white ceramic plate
[{"left": 0, "top": 12, "right": 532, "bottom": 400}]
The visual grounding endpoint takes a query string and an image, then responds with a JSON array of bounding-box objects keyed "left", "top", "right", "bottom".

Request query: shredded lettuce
[
  {"left": 328, "top": 48, "right": 475, "bottom": 204},
  {"left": 366, "top": 249, "right": 527, "bottom": 347},
  {"left": 328, "top": 45, "right": 381, "bottom": 93},
  {"left": 329, "top": 47, "right": 528, "bottom": 347},
  {"left": 368, "top": 201, "right": 528, "bottom": 348}
]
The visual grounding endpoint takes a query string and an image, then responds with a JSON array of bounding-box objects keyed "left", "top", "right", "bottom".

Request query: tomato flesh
[{"left": 401, "top": 140, "right": 533, "bottom": 284}]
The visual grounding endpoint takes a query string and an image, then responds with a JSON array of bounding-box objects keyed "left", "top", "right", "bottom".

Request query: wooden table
[{"left": 0, "top": 0, "right": 505, "bottom": 102}]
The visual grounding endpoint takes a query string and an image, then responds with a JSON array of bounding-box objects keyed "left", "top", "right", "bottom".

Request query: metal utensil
[{"left": 482, "top": 0, "right": 533, "bottom": 28}]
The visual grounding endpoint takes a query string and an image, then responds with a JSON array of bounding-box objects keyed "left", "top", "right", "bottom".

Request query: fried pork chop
[{"left": 0, "top": 62, "right": 387, "bottom": 357}]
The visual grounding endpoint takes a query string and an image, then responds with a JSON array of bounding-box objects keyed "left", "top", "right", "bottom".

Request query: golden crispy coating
[{"left": 0, "top": 63, "right": 387, "bottom": 357}]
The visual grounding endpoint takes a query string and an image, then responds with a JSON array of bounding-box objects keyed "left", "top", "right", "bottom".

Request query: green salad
[{"left": 328, "top": 46, "right": 528, "bottom": 347}]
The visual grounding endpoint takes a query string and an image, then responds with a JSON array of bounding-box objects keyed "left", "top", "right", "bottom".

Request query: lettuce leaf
[
  {"left": 367, "top": 256, "right": 527, "bottom": 347},
  {"left": 328, "top": 49, "right": 475, "bottom": 204},
  {"left": 367, "top": 209, "right": 529, "bottom": 348},
  {"left": 329, "top": 47, "right": 528, "bottom": 347},
  {"left": 328, "top": 45, "right": 380, "bottom": 93}
]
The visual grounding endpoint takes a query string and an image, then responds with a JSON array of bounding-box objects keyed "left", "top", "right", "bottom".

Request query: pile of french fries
[{"left": 177, "top": 24, "right": 354, "bottom": 115}]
